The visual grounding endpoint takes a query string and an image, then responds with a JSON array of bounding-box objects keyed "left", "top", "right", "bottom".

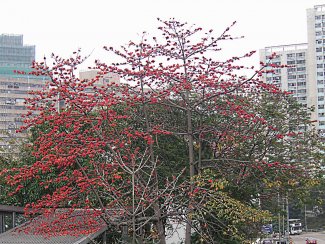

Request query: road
[{"left": 290, "top": 232, "right": 325, "bottom": 244}]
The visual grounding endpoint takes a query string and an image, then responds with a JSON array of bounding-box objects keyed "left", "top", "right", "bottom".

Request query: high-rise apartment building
[
  {"left": 307, "top": 5, "right": 325, "bottom": 131},
  {"left": 0, "top": 34, "right": 45, "bottom": 152},
  {"left": 260, "top": 43, "right": 308, "bottom": 105},
  {"left": 260, "top": 4, "right": 325, "bottom": 133}
]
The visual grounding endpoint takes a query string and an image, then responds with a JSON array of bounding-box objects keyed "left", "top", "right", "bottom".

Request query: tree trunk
[{"left": 185, "top": 106, "right": 195, "bottom": 244}]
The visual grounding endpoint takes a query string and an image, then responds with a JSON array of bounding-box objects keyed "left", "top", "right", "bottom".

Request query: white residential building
[{"left": 260, "top": 4, "right": 325, "bottom": 133}]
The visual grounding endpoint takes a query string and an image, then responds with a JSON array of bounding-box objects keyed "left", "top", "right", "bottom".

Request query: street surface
[{"left": 290, "top": 232, "right": 325, "bottom": 244}]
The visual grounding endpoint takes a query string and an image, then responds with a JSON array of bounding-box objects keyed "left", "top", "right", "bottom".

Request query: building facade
[
  {"left": 0, "top": 34, "right": 45, "bottom": 152},
  {"left": 0, "top": 34, "right": 34, "bottom": 68},
  {"left": 307, "top": 5, "right": 325, "bottom": 131},
  {"left": 260, "top": 4, "right": 325, "bottom": 132},
  {"left": 260, "top": 43, "right": 308, "bottom": 105}
]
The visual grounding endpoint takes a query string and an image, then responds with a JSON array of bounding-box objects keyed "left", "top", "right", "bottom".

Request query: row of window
[
  {"left": 0, "top": 98, "right": 25, "bottom": 105},
  {"left": 316, "top": 80, "right": 325, "bottom": 85},
  {"left": 287, "top": 60, "right": 306, "bottom": 65},
  {"left": 287, "top": 53, "right": 305, "bottom": 58},
  {"left": 0, "top": 56, "right": 33, "bottom": 62},
  {"left": 296, "top": 97, "right": 307, "bottom": 101},
  {"left": 315, "top": 39, "right": 325, "bottom": 44},
  {"left": 315, "top": 31, "right": 325, "bottom": 36},
  {"left": 315, "top": 23, "right": 322, "bottom": 28},
  {"left": 0, "top": 113, "right": 25, "bottom": 117},
  {"left": 0, "top": 82, "right": 43, "bottom": 89},
  {"left": 315, "top": 15, "right": 325, "bottom": 20},
  {"left": 287, "top": 67, "right": 306, "bottom": 72},
  {"left": 287, "top": 89, "right": 306, "bottom": 93},
  {"left": 0, "top": 122, "right": 24, "bottom": 129},
  {"left": 0, "top": 105, "right": 26, "bottom": 110},
  {"left": 288, "top": 74, "right": 307, "bottom": 79},
  {"left": 266, "top": 77, "right": 281, "bottom": 82},
  {"left": 288, "top": 82, "right": 307, "bottom": 87},
  {"left": 0, "top": 63, "right": 30, "bottom": 67},
  {"left": 288, "top": 96, "right": 307, "bottom": 101},
  {"left": 0, "top": 51, "right": 34, "bottom": 57},
  {"left": 0, "top": 89, "right": 29, "bottom": 94},
  {"left": 315, "top": 55, "right": 325, "bottom": 60}
]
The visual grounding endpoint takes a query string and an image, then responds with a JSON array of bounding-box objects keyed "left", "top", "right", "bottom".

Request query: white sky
[{"left": 2, "top": 0, "right": 325, "bottom": 68}]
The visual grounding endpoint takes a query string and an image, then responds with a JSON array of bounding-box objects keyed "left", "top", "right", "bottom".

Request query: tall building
[
  {"left": 307, "top": 5, "right": 325, "bottom": 131},
  {"left": 0, "top": 34, "right": 45, "bottom": 153},
  {"left": 260, "top": 4, "right": 325, "bottom": 133},
  {"left": 259, "top": 43, "right": 308, "bottom": 105},
  {"left": 0, "top": 34, "right": 35, "bottom": 68}
]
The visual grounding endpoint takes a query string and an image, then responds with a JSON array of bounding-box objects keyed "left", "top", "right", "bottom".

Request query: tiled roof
[
  {"left": 0, "top": 226, "right": 107, "bottom": 244},
  {"left": 0, "top": 209, "right": 108, "bottom": 244}
]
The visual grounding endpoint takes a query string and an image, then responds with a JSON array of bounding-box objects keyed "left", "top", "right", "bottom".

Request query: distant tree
[{"left": 1, "top": 18, "right": 323, "bottom": 243}]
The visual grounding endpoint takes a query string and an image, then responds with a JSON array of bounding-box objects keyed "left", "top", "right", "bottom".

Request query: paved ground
[{"left": 290, "top": 232, "right": 325, "bottom": 244}]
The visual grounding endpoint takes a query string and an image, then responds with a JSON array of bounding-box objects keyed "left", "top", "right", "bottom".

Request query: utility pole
[
  {"left": 278, "top": 192, "right": 281, "bottom": 242},
  {"left": 305, "top": 205, "right": 308, "bottom": 232},
  {"left": 286, "top": 193, "right": 290, "bottom": 237}
]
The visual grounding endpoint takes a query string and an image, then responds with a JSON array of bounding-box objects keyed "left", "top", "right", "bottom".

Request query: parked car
[
  {"left": 262, "top": 239, "right": 272, "bottom": 244},
  {"left": 306, "top": 237, "right": 317, "bottom": 244}
]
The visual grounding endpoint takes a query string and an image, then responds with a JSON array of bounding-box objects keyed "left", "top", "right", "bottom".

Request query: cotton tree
[{"left": 2, "top": 19, "right": 321, "bottom": 243}]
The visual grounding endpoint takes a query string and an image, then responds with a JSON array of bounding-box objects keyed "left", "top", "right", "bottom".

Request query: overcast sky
[{"left": 2, "top": 0, "right": 325, "bottom": 68}]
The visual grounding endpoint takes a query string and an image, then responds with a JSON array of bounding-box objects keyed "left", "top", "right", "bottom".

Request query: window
[
  {"left": 297, "top": 82, "right": 306, "bottom": 86},
  {"left": 287, "top": 53, "right": 295, "bottom": 58},
  {"left": 316, "top": 31, "right": 322, "bottom": 36},
  {"left": 298, "top": 74, "right": 306, "bottom": 79},
  {"left": 319, "top": 105, "right": 325, "bottom": 109},
  {"left": 319, "top": 88, "right": 325, "bottom": 93},
  {"left": 316, "top": 23, "right": 322, "bottom": 28},
  {"left": 319, "top": 96, "right": 324, "bottom": 101},
  {"left": 296, "top": 52, "right": 305, "bottom": 57},
  {"left": 318, "top": 80, "right": 324, "bottom": 85},
  {"left": 318, "top": 72, "right": 324, "bottom": 76},
  {"left": 287, "top": 68, "right": 296, "bottom": 73},
  {"left": 317, "top": 47, "right": 323, "bottom": 52},
  {"left": 316, "top": 15, "right": 322, "bottom": 20},
  {"left": 297, "top": 89, "right": 306, "bottom": 93},
  {"left": 16, "top": 98, "right": 25, "bottom": 103},
  {"left": 320, "top": 121, "right": 325, "bottom": 126},
  {"left": 273, "top": 76, "right": 281, "bottom": 81},
  {"left": 288, "top": 75, "right": 296, "bottom": 79},
  {"left": 318, "top": 64, "right": 324, "bottom": 68},
  {"left": 288, "top": 82, "right": 296, "bottom": 87},
  {"left": 317, "top": 39, "right": 323, "bottom": 44},
  {"left": 287, "top": 60, "right": 295, "bottom": 65},
  {"left": 319, "top": 113, "right": 325, "bottom": 117},
  {"left": 297, "top": 67, "right": 306, "bottom": 71},
  {"left": 296, "top": 60, "right": 305, "bottom": 64}
]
